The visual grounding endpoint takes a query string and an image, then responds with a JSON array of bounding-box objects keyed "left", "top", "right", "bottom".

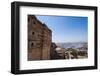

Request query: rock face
[
  {"left": 50, "top": 43, "right": 65, "bottom": 59},
  {"left": 28, "top": 15, "right": 52, "bottom": 60}
]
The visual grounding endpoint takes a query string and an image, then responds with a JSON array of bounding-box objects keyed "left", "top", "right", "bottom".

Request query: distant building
[
  {"left": 55, "top": 47, "right": 66, "bottom": 59},
  {"left": 50, "top": 43, "right": 60, "bottom": 59},
  {"left": 28, "top": 15, "right": 52, "bottom": 60},
  {"left": 77, "top": 47, "right": 87, "bottom": 51},
  {"left": 50, "top": 43, "right": 65, "bottom": 59},
  {"left": 65, "top": 51, "right": 74, "bottom": 59}
]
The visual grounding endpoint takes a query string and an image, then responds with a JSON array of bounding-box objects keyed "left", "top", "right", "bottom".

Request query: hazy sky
[{"left": 36, "top": 15, "right": 88, "bottom": 43}]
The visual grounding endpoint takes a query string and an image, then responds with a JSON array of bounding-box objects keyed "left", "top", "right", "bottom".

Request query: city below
[{"left": 50, "top": 42, "right": 88, "bottom": 59}]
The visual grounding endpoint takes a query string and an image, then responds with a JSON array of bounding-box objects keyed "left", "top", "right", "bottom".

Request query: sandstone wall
[{"left": 28, "top": 15, "right": 52, "bottom": 60}]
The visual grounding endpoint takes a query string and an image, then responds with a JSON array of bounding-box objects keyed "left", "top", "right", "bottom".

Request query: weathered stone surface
[{"left": 28, "top": 15, "right": 52, "bottom": 60}]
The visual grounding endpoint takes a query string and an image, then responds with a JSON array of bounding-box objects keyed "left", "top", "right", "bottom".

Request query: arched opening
[
  {"left": 32, "top": 32, "right": 34, "bottom": 35},
  {"left": 31, "top": 43, "right": 34, "bottom": 47}
]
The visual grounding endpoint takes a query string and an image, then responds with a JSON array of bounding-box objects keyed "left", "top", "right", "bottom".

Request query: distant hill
[{"left": 56, "top": 42, "right": 87, "bottom": 49}]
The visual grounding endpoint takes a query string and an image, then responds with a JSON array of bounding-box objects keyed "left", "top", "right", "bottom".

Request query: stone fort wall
[{"left": 28, "top": 15, "right": 52, "bottom": 60}]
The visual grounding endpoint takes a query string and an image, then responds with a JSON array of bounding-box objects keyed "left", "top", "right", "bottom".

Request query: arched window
[
  {"left": 32, "top": 32, "right": 34, "bottom": 35},
  {"left": 31, "top": 43, "right": 34, "bottom": 47}
]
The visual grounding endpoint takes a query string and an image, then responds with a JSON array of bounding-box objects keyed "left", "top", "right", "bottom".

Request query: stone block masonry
[{"left": 28, "top": 15, "right": 52, "bottom": 60}]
